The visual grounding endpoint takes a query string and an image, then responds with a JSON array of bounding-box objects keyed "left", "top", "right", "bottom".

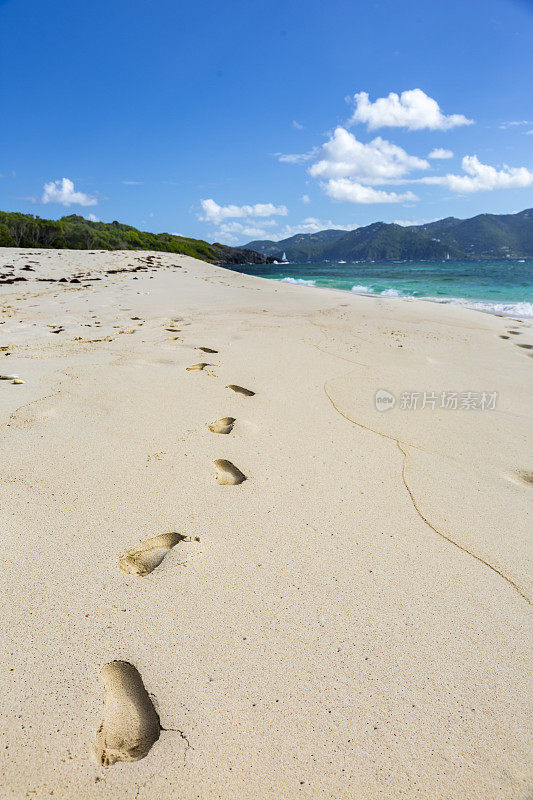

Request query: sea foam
[{"left": 281, "top": 277, "right": 316, "bottom": 286}]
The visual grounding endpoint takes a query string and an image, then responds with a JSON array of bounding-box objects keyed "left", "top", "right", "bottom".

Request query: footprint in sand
[
  {"left": 208, "top": 417, "right": 235, "bottom": 434},
  {"left": 226, "top": 384, "right": 255, "bottom": 396},
  {"left": 214, "top": 459, "right": 246, "bottom": 485},
  {"left": 186, "top": 362, "right": 212, "bottom": 371},
  {"left": 119, "top": 532, "right": 200, "bottom": 577},
  {"left": 197, "top": 346, "right": 218, "bottom": 353},
  {"left": 507, "top": 330, "right": 521, "bottom": 335},
  {"left": 0, "top": 374, "right": 24, "bottom": 384},
  {"left": 499, "top": 335, "right": 510, "bottom": 339},
  {"left": 93, "top": 661, "right": 160, "bottom": 766},
  {"left": 507, "top": 469, "right": 533, "bottom": 487},
  {"left": 516, "top": 343, "right": 533, "bottom": 350}
]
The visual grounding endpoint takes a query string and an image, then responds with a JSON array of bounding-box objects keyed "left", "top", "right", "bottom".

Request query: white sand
[{"left": 0, "top": 248, "right": 531, "bottom": 799}]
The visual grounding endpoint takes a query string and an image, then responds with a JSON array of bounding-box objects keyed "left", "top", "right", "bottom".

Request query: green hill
[
  {"left": 245, "top": 229, "right": 346, "bottom": 260},
  {"left": 321, "top": 222, "right": 459, "bottom": 261},
  {"left": 413, "top": 210, "right": 533, "bottom": 258},
  {"left": 0, "top": 212, "right": 271, "bottom": 266},
  {"left": 241, "top": 209, "right": 533, "bottom": 261}
]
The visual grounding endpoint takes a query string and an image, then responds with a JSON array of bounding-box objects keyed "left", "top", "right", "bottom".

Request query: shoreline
[
  {"left": 233, "top": 270, "right": 533, "bottom": 321},
  {"left": 222, "top": 258, "right": 533, "bottom": 321},
  {"left": 1, "top": 248, "right": 531, "bottom": 799}
]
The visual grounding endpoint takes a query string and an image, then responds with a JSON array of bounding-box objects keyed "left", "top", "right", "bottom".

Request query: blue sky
[{"left": 0, "top": 0, "right": 532, "bottom": 244}]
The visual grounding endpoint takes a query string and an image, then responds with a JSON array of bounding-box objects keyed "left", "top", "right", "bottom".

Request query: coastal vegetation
[{"left": 0, "top": 212, "right": 270, "bottom": 265}]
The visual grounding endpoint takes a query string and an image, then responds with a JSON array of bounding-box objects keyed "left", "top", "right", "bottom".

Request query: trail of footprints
[
  {"left": 93, "top": 331, "right": 255, "bottom": 767},
  {"left": 0, "top": 373, "right": 24, "bottom": 384},
  {"left": 499, "top": 323, "right": 533, "bottom": 353},
  {"left": 82, "top": 315, "right": 533, "bottom": 768}
]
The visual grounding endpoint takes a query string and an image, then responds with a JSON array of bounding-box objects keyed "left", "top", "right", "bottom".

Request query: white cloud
[
  {"left": 422, "top": 155, "right": 533, "bottom": 193},
  {"left": 393, "top": 217, "right": 438, "bottom": 226},
  {"left": 292, "top": 120, "right": 304, "bottom": 130},
  {"left": 349, "top": 89, "right": 473, "bottom": 131},
  {"left": 85, "top": 213, "right": 99, "bottom": 222},
  {"left": 278, "top": 127, "right": 427, "bottom": 205},
  {"left": 199, "top": 198, "right": 288, "bottom": 224},
  {"left": 301, "top": 194, "right": 311, "bottom": 204},
  {"left": 526, "top": 130, "right": 533, "bottom": 136},
  {"left": 308, "top": 127, "right": 429, "bottom": 184},
  {"left": 499, "top": 120, "right": 531, "bottom": 130},
  {"left": 216, "top": 217, "right": 362, "bottom": 245},
  {"left": 428, "top": 148, "right": 453, "bottom": 159},
  {"left": 42, "top": 178, "right": 97, "bottom": 207},
  {"left": 278, "top": 148, "right": 318, "bottom": 164},
  {"left": 213, "top": 221, "right": 275, "bottom": 245},
  {"left": 325, "top": 180, "right": 418, "bottom": 204},
  {"left": 122, "top": 180, "right": 144, "bottom": 185},
  {"left": 275, "top": 218, "right": 358, "bottom": 239}
]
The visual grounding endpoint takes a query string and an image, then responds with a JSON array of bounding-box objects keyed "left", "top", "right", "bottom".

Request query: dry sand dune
[{"left": 0, "top": 248, "right": 531, "bottom": 799}]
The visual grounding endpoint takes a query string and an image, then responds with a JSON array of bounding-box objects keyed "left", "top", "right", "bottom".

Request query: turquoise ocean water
[{"left": 225, "top": 259, "right": 533, "bottom": 318}]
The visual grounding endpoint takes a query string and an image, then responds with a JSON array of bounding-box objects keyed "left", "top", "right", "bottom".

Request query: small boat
[
  {"left": 281, "top": 251, "right": 289, "bottom": 263},
  {"left": 338, "top": 260, "right": 346, "bottom": 264}
]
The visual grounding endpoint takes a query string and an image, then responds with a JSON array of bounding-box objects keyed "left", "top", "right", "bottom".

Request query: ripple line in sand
[
  {"left": 323, "top": 380, "right": 531, "bottom": 605},
  {"left": 396, "top": 441, "right": 531, "bottom": 605}
]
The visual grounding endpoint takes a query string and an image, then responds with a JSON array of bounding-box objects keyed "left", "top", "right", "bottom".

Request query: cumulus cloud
[
  {"left": 199, "top": 198, "right": 288, "bottom": 224},
  {"left": 298, "top": 126, "right": 425, "bottom": 203},
  {"left": 301, "top": 194, "right": 311, "bottom": 204},
  {"left": 211, "top": 221, "right": 276, "bottom": 245},
  {"left": 42, "top": 178, "right": 97, "bottom": 207},
  {"left": 85, "top": 213, "right": 99, "bottom": 222},
  {"left": 309, "top": 127, "right": 429, "bottom": 184},
  {"left": 276, "top": 218, "right": 359, "bottom": 238},
  {"left": 349, "top": 89, "right": 473, "bottom": 131},
  {"left": 428, "top": 148, "right": 453, "bottom": 159},
  {"left": 421, "top": 155, "right": 533, "bottom": 193},
  {"left": 214, "top": 217, "right": 363, "bottom": 245},
  {"left": 278, "top": 127, "right": 427, "bottom": 204},
  {"left": 238, "top": 218, "right": 360, "bottom": 241},
  {"left": 324, "top": 180, "right": 418, "bottom": 204}
]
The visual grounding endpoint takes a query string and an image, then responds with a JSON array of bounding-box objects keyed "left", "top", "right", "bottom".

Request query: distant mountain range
[
  {"left": 242, "top": 209, "right": 533, "bottom": 262},
  {"left": 1, "top": 209, "right": 531, "bottom": 266},
  {"left": 0, "top": 212, "right": 272, "bottom": 266}
]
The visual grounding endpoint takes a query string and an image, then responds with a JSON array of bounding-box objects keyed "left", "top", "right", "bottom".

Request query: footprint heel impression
[
  {"left": 119, "top": 532, "right": 197, "bottom": 576},
  {"left": 226, "top": 384, "right": 255, "bottom": 396},
  {"left": 186, "top": 362, "right": 211, "bottom": 371},
  {"left": 214, "top": 459, "right": 246, "bottom": 485},
  {"left": 93, "top": 661, "right": 160, "bottom": 767},
  {"left": 208, "top": 417, "right": 235, "bottom": 435}
]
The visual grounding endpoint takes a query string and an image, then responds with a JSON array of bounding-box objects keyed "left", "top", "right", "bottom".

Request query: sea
[{"left": 224, "top": 259, "right": 533, "bottom": 319}]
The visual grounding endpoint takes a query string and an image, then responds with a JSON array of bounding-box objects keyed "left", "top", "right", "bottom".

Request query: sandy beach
[{"left": 0, "top": 248, "right": 531, "bottom": 800}]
